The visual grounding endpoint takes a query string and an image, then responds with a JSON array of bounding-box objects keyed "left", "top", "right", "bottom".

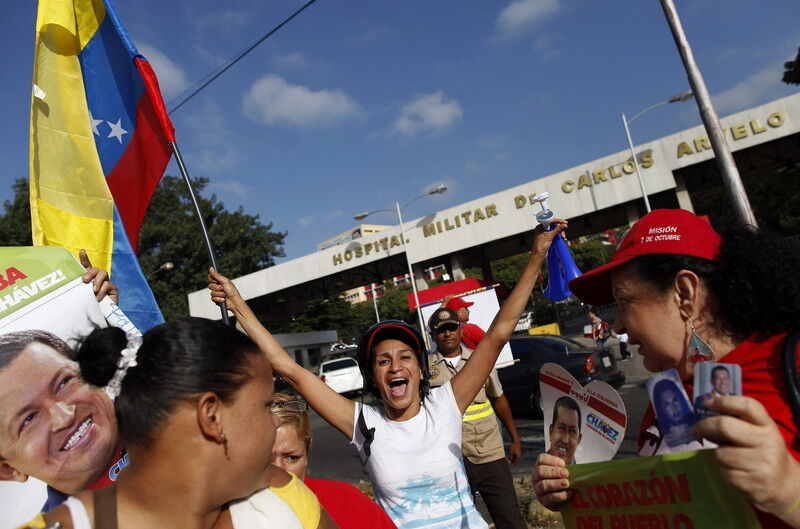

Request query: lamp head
[
  {"left": 668, "top": 91, "right": 694, "bottom": 103},
  {"left": 429, "top": 184, "right": 447, "bottom": 195},
  {"left": 353, "top": 212, "right": 370, "bottom": 221}
]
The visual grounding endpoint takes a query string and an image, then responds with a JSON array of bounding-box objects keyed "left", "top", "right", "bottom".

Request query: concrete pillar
[
  {"left": 411, "top": 264, "right": 429, "bottom": 291},
  {"left": 449, "top": 254, "right": 466, "bottom": 281},
  {"left": 674, "top": 175, "right": 695, "bottom": 212},
  {"left": 625, "top": 202, "right": 640, "bottom": 227}
]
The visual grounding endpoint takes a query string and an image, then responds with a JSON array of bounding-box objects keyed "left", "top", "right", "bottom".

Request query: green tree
[
  {"left": 289, "top": 296, "right": 373, "bottom": 344},
  {"left": 783, "top": 47, "right": 800, "bottom": 85},
  {"left": 0, "top": 178, "right": 32, "bottom": 246},
  {"left": 139, "top": 176, "right": 286, "bottom": 319},
  {"left": 373, "top": 282, "right": 416, "bottom": 324},
  {"left": 570, "top": 239, "right": 615, "bottom": 273},
  {"left": 0, "top": 175, "right": 286, "bottom": 320}
]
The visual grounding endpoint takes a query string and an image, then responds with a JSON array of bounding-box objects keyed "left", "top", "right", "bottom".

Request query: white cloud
[
  {"left": 138, "top": 44, "right": 189, "bottom": 100},
  {"left": 209, "top": 179, "right": 248, "bottom": 197},
  {"left": 298, "top": 215, "right": 315, "bottom": 227},
  {"left": 271, "top": 52, "right": 309, "bottom": 68},
  {"left": 713, "top": 64, "right": 786, "bottom": 114},
  {"left": 393, "top": 92, "right": 464, "bottom": 136},
  {"left": 243, "top": 75, "right": 361, "bottom": 128},
  {"left": 496, "top": 0, "right": 562, "bottom": 38},
  {"left": 325, "top": 210, "right": 344, "bottom": 221},
  {"left": 186, "top": 8, "right": 249, "bottom": 32},
  {"left": 184, "top": 101, "right": 245, "bottom": 173}
]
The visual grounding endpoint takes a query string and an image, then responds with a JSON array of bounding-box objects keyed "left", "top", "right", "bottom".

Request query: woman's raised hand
[
  {"left": 532, "top": 452, "right": 573, "bottom": 510},
  {"left": 532, "top": 219, "right": 568, "bottom": 257},
  {"left": 208, "top": 268, "right": 244, "bottom": 308}
]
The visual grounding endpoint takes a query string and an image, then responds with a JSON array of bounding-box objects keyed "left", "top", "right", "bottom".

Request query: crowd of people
[{"left": 1, "top": 209, "right": 799, "bottom": 529}]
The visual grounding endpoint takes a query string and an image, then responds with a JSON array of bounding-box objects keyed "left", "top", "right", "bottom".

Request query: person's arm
[
  {"left": 694, "top": 396, "right": 800, "bottom": 527},
  {"left": 208, "top": 270, "right": 355, "bottom": 440},
  {"left": 79, "top": 249, "right": 118, "bottom": 303},
  {"left": 490, "top": 393, "right": 522, "bottom": 465},
  {"left": 439, "top": 294, "right": 454, "bottom": 309},
  {"left": 450, "top": 220, "right": 567, "bottom": 414}
]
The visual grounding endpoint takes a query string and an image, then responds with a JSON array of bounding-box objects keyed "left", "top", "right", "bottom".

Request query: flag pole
[
  {"left": 169, "top": 140, "right": 230, "bottom": 324},
  {"left": 659, "top": 0, "right": 757, "bottom": 227}
]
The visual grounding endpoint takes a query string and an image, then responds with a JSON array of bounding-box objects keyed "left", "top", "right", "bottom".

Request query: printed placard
[
  {"left": 693, "top": 363, "right": 742, "bottom": 418},
  {"left": 645, "top": 369, "right": 698, "bottom": 448},
  {"left": 561, "top": 450, "right": 761, "bottom": 529},
  {"left": 540, "top": 362, "right": 627, "bottom": 464},
  {"left": 0, "top": 246, "right": 140, "bottom": 528}
]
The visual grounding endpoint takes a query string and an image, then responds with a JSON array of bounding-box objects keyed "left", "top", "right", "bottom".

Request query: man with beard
[{"left": 427, "top": 307, "right": 526, "bottom": 529}]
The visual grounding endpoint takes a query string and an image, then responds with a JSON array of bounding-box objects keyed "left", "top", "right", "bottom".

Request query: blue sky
[{"left": 1, "top": 1, "right": 798, "bottom": 261}]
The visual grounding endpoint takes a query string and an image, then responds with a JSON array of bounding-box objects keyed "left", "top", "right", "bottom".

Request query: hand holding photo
[
  {"left": 693, "top": 363, "right": 742, "bottom": 418},
  {"left": 646, "top": 369, "right": 699, "bottom": 448}
]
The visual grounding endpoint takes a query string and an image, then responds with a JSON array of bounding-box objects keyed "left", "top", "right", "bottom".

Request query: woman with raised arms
[{"left": 209, "top": 220, "right": 567, "bottom": 529}]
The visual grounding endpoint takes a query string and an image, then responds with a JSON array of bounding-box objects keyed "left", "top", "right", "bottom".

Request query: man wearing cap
[
  {"left": 442, "top": 295, "right": 486, "bottom": 350},
  {"left": 427, "top": 307, "right": 526, "bottom": 529}
]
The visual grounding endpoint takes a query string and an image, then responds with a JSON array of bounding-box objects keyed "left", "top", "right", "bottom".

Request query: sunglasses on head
[{"left": 272, "top": 400, "right": 308, "bottom": 412}]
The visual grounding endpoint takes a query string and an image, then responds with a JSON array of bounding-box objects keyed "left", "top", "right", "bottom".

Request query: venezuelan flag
[{"left": 30, "top": 0, "right": 175, "bottom": 331}]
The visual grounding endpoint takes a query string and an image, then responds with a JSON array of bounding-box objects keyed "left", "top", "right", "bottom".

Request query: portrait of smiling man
[{"left": 0, "top": 262, "right": 125, "bottom": 512}]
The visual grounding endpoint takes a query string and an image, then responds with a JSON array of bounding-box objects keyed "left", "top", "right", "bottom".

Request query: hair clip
[{"left": 104, "top": 332, "right": 142, "bottom": 400}]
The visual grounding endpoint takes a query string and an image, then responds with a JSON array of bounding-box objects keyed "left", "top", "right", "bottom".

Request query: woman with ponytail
[
  {"left": 533, "top": 209, "right": 800, "bottom": 529},
  {"left": 26, "top": 317, "right": 336, "bottom": 529}
]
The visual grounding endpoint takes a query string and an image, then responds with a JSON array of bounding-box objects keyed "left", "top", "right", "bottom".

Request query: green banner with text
[{"left": 561, "top": 450, "right": 761, "bottom": 529}]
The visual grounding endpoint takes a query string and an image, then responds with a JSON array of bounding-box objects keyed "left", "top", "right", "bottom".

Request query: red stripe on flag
[
  {"left": 106, "top": 93, "right": 172, "bottom": 252},
  {"left": 135, "top": 58, "right": 175, "bottom": 142},
  {"left": 587, "top": 396, "right": 627, "bottom": 427},
  {"left": 539, "top": 373, "right": 572, "bottom": 395}
]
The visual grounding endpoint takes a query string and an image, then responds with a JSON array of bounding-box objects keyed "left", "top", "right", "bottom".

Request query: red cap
[
  {"left": 446, "top": 297, "right": 474, "bottom": 310},
  {"left": 568, "top": 209, "right": 721, "bottom": 306}
]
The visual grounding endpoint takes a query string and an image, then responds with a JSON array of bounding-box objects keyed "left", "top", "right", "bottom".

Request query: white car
[{"left": 319, "top": 357, "right": 364, "bottom": 395}]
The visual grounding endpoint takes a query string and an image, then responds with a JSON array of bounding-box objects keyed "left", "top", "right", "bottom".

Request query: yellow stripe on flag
[
  {"left": 32, "top": 200, "right": 113, "bottom": 273},
  {"left": 30, "top": 0, "right": 112, "bottom": 265}
]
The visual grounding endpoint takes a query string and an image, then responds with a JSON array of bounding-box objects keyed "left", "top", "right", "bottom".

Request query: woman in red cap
[
  {"left": 532, "top": 209, "right": 800, "bottom": 528},
  {"left": 209, "top": 221, "right": 568, "bottom": 529}
]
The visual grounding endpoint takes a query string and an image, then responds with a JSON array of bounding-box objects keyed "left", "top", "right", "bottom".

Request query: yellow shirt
[
  {"left": 15, "top": 514, "right": 46, "bottom": 529},
  {"left": 270, "top": 473, "right": 321, "bottom": 529}
]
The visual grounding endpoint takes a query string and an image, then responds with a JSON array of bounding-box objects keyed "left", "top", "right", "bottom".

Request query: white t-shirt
[{"left": 352, "top": 381, "right": 488, "bottom": 529}]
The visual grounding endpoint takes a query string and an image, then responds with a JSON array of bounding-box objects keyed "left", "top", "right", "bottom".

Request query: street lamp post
[
  {"left": 622, "top": 90, "right": 693, "bottom": 213},
  {"left": 370, "top": 284, "right": 381, "bottom": 323},
  {"left": 146, "top": 261, "right": 175, "bottom": 280},
  {"left": 354, "top": 184, "right": 447, "bottom": 349}
]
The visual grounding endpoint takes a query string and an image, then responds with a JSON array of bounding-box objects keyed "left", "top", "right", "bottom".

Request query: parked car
[
  {"left": 319, "top": 356, "right": 364, "bottom": 396},
  {"left": 514, "top": 311, "right": 535, "bottom": 333},
  {"left": 497, "top": 334, "right": 625, "bottom": 418}
]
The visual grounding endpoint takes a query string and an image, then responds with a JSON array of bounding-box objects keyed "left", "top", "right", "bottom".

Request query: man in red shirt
[{"left": 444, "top": 296, "right": 486, "bottom": 350}]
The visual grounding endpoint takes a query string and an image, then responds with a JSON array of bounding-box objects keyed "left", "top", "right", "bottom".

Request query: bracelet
[{"left": 782, "top": 494, "right": 800, "bottom": 517}]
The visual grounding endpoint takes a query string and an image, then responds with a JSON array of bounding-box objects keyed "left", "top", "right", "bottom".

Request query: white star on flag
[
  {"left": 90, "top": 111, "right": 103, "bottom": 136},
  {"left": 107, "top": 118, "right": 128, "bottom": 143}
]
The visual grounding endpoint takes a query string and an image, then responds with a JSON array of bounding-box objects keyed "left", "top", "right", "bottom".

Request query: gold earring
[
  {"left": 219, "top": 429, "right": 229, "bottom": 458},
  {"left": 686, "top": 322, "right": 713, "bottom": 366}
]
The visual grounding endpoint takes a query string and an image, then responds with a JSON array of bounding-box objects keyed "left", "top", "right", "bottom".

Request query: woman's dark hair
[
  {"left": 0, "top": 329, "right": 74, "bottom": 371},
  {"left": 622, "top": 224, "right": 800, "bottom": 341},
  {"left": 77, "top": 317, "right": 262, "bottom": 446}
]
